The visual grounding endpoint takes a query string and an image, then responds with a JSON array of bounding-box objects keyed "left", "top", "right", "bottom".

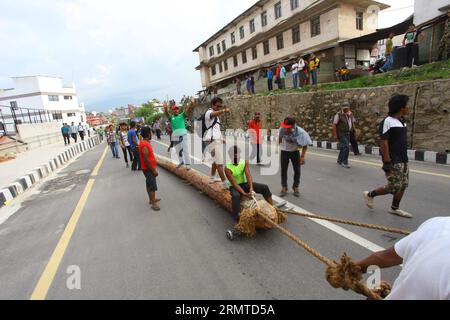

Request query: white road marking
[{"left": 153, "top": 139, "right": 386, "bottom": 253}]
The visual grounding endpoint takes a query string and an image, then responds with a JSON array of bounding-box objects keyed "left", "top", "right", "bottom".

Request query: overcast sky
[{"left": 0, "top": 0, "right": 413, "bottom": 112}]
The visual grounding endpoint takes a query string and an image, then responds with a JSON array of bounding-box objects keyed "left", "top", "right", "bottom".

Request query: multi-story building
[
  {"left": 0, "top": 75, "right": 86, "bottom": 125},
  {"left": 193, "top": 0, "right": 389, "bottom": 91}
]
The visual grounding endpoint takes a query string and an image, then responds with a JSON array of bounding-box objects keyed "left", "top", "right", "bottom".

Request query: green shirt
[
  {"left": 226, "top": 160, "right": 247, "bottom": 187},
  {"left": 169, "top": 112, "right": 187, "bottom": 137},
  {"left": 386, "top": 38, "right": 393, "bottom": 55}
]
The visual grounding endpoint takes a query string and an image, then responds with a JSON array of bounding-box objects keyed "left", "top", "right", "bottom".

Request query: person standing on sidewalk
[
  {"left": 403, "top": 24, "right": 423, "bottom": 68},
  {"left": 363, "top": 94, "right": 412, "bottom": 218},
  {"left": 298, "top": 56, "right": 306, "bottom": 87},
  {"left": 139, "top": 126, "right": 161, "bottom": 212},
  {"left": 203, "top": 97, "right": 230, "bottom": 189},
  {"left": 248, "top": 112, "right": 262, "bottom": 165},
  {"left": 291, "top": 61, "right": 299, "bottom": 89},
  {"left": 380, "top": 33, "right": 395, "bottom": 72},
  {"left": 78, "top": 122, "right": 85, "bottom": 141},
  {"left": 280, "top": 64, "right": 286, "bottom": 90},
  {"left": 309, "top": 53, "right": 320, "bottom": 85},
  {"left": 128, "top": 121, "right": 141, "bottom": 171},
  {"left": 154, "top": 120, "right": 162, "bottom": 140},
  {"left": 275, "top": 64, "right": 282, "bottom": 89},
  {"left": 119, "top": 122, "right": 133, "bottom": 167},
  {"left": 70, "top": 122, "right": 78, "bottom": 143},
  {"left": 332, "top": 102, "right": 352, "bottom": 168},
  {"left": 267, "top": 68, "right": 273, "bottom": 91},
  {"left": 106, "top": 124, "right": 120, "bottom": 159},
  {"left": 279, "top": 117, "right": 312, "bottom": 197},
  {"left": 61, "top": 123, "right": 70, "bottom": 146},
  {"left": 164, "top": 101, "right": 193, "bottom": 170}
]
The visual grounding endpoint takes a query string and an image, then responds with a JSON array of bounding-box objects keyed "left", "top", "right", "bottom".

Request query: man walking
[
  {"left": 363, "top": 94, "right": 412, "bottom": 218},
  {"left": 154, "top": 120, "right": 162, "bottom": 140},
  {"left": 119, "top": 122, "right": 133, "bottom": 167},
  {"left": 78, "top": 122, "right": 85, "bottom": 141},
  {"left": 203, "top": 97, "right": 230, "bottom": 189},
  {"left": 61, "top": 123, "right": 70, "bottom": 146},
  {"left": 248, "top": 112, "right": 262, "bottom": 164},
  {"left": 332, "top": 102, "right": 352, "bottom": 168},
  {"left": 164, "top": 101, "right": 193, "bottom": 170},
  {"left": 403, "top": 24, "right": 423, "bottom": 67},
  {"left": 381, "top": 33, "right": 395, "bottom": 72},
  {"left": 106, "top": 124, "right": 120, "bottom": 159},
  {"left": 128, "top": 121, "right": 141, "bottom": 171},
  {"left": 267, "top": 68, "right": 273, "bottom": 91},
  {"left": 279, "top": 117, "right": 312, "bottom": 197},
  {"left": 70, "top": 122, "right": 78, "bottom": 143}
]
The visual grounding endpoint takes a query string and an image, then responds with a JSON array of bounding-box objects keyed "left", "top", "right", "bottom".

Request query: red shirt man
[
  {"left": 248, "top": 112, "right": 263, "bottom": 164},
  {"left": 138, "top": 127, "right": 160, "bottom": 211}
]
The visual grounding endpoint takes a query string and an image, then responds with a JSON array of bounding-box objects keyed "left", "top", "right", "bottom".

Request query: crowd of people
[{"left": 60, "top": 122, "right": 91, "bottom": 145}]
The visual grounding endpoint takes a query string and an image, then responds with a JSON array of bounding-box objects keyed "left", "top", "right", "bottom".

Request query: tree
[{"left": 135, "top": 100, "right": 163, "bottom": 124}]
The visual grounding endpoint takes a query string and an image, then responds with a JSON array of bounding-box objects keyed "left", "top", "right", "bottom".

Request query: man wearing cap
[
  {"left": 248, "top": 112, "right": 263, "bottom": 165},
  {"left": 279, "top": 117, "right": 312, "bottom": 197},
  {"left": 164, "top": 101, "right": 193, "bottom": 170},
  {"left": 332, "top": 102, "right": 352, "bottom": 168}
]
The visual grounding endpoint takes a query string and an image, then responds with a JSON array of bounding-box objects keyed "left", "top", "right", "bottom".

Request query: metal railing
[{"left": 0, "top": 105, "right": 63, "bottom": 136}]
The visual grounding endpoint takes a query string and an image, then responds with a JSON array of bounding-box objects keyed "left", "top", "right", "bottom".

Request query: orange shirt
[
  {"left": 139, "top": 140, "right": 157, "bottom": 170},
  {"left": 248, "top": 119, "right": 262, "bottom": 144}
]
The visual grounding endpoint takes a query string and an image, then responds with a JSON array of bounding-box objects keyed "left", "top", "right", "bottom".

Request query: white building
[
  {"left": 414, "top": 0, "right": 450, "bottom": 25},
  {"left": 0, "top": 75, "right": 86, "bottom": 126}
]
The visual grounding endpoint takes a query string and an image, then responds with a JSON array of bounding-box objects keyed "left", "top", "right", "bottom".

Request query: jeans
[
  {"left": 71, "top": 133, "right": 77, "bottom": 143},
  {"left": 292, "top": 73, "right": 299, "bottom": 89},
  {"left": 110, "top": 142, "right": 119, "bottom": 158},
  {"left": 281, "top": 150, "right": 301, "bottom": 189},
  {"left": 338, "top": 134, "right": 350, "bottom": 165},
  {"left": 173, "top": 135, "right": 191, "bottom": 165},
  {"left": 299, "top": 71, "right": 305, "bottom": 87},
  {"left": 230, "top": 183, "right": 272, "bottom": 222},
  {"left": 381, "top": 54, "right": 393, "bottom": 72},
  {"left": 280, "top": 78, "right": 286, "bottom": 89},
  {"left": 311, "top": 69, "right": 318, "bottom": 85},
  {"left": 268, "top": 79, "right": 273, "bottom": 91},
  {"left": 156, "top": 129, "right": 161, "bottom": 140},
  {"left": 250, "top": 143, "right": 262, "bottom": 164},
  {"left": 63, "top": 134, "right": 70, "bottom": 145},
  {"left": 406, "top": 43, "right": 416, "bottom": 67},
  {"left": 131, "top": 146, "right": 141, "bottom": 170},
  {"left": 122, "top": 146, "right": 133, "bottom": 164}
]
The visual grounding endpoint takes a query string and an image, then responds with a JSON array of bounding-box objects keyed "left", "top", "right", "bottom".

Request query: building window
[
  {"left": 261, "top": 11, "right": 267, "bottom": 27},
  {"left": 224, "top": 59, "right": 228, "bottom": 71},
  {"left": 249, "top": 19, "right": 256, "bottom": 34},
  {"left": 48, "top": 95, "right": 59, "bottom": 102},
  {"left": 290, "top": 0, "right": 299, "bottom": 10},
  {"left": 217, "top": 43, "right": 221, "bottom": 54},
  {"left": 222, "top": 40, "right": 226, "bottom": 52},
  {"left": 276, "top": 33, "right": 284, "bottom": 50},
  {"left": 242, "top": 51, "right": 247, "bottom": 64},
  {"left": 218, "top": 62, "right": 223, "bottom": 73},
  {"left": 292, "top": 25, "right": 300, "bottom": 44},
  {"left": 252, "top": 46, "right": 258, "bottom": 60},
  {"left": 67, "top": 113, "right": 76, "bottom": 117},
  {"left": 263, "top": 40, "right": 270, "bottom": 55},
  {"left": 209, "top": 46, "right": 214, "bottom": 57},
  {"left": 311, "top": 16, "right": 321, "bottom": 37},
  {"left": 233, "top": 55, "right": 238, "bottom": 67},
  {"left": 64, "top": 95, "right": 73, "bottom": 100},
  {"left": 239, "top": 26, "right": 245, "bottom": 39},
  {"left": 356, "top": 11, "right": 363, "bottom": 30},
  {"left": 231, "top": 32, "right": 236, "bottom": 45},
  {"left": 275, "top": 2, "right": 282, "bottom": 19},
  {"left": 211, "top": 65, "right": 216, "bottom": 76}
]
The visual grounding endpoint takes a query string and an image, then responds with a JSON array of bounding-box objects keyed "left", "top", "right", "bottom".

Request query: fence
[{"left": 0, "top": 105, "right": 63, "bottom": 136}]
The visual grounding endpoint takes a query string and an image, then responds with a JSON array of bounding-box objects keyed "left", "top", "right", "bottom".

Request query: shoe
[
  {"left": 389, "top": 208, "right": 413, "bottom": 219},
  {"left": 363, "top": 191, "right": 374, "bottom": 209},
  {"left": 177, "top": 162, "right": 184, "bottom": 169},
  {"left": 226, "top": 228, "right": 242, "bottom": 241},
  {"left": 185, "top": 164, "right": 191, "bottom": 171},
  {"left": 341, "top": 163, "right": 351, "bottom": 169},
  {"left": 279, "top": 188, "right": 288, "bottom": 198},
  {"left": 337, "top": 160, "right": 342, "bottom": 165},
  {"left": 293, "top": 188, "right": 300, "bottom": 197},
  {"left": 151, "top": 205, "right": 161, "bottom": 211}
]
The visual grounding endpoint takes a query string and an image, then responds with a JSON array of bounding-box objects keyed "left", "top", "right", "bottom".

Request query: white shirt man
[
  {"left": 291, "top": 63, "right": 299, "bottom": 75},
  {"left": 298, "top": 58, "right": 306, "bottom": 71}
]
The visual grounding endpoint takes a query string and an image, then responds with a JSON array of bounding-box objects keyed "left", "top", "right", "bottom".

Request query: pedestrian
[
  {"left": 380, "top": 33, "right": 395, "bottom": 72},
  {"left": 354, "top": 216, "right": 450, "bottom": 300},
  {"left": 119, "top": 122, "right": 133, "bottom": 167},
  {"left": 203, "top": 97, "right": 230, "bottom": 189},
  {"left": 332, "top": 102, "right": 352, "bottom": 168},
  {"left": 97, "top": 126, "right": 104, "bottom": 142},
  {"left": 78, "top": 122, "right": 85, "bottom": 141},
  {"left": 438, "top": 11, "right": 450, "bottom": 61},
  {"left": 70, "top": 122, "right": 78, "bottom": 143},
  {"left": 309, "top": 53, "right": 320, "bottom": 85},
  {"left": 106, "top": 124, "right": 120, "bottom": 159},
  {"left": 363, "top": 94, "right": 412, "bottom": 218},
  {"left": 266, "top": 68, "right": 273, "bottom": 91},
  {"left": 403, "top": 24, "right": 423, "bottom": 68},
  {"left": 164, "top": 101, "right": 193, "bottom": 170},
  {"left": 166, "top": 121, "right": 173, "bottom": 152},
  {"left": 246, "top": 75, "right": 252, "bottom": 95},
  {"left": 250, "top": 75, "right": 255, "bottom": 94},
  {"left": 280, "top": 64, "right": 286, "bottom": 89},
  {"left": 348, "top": 109, "right": 360, "bottom": 156},
  {"left": 154, "top": 120, "right": 162, "bottom": 140},
  {"left": 303, "top": 57, "right": 310, "bottom": 85},
  {"left": 236, "top": 78, "right": 242, "bottom": 95},
  {"left": 225, "top": 145, "right": 274, "bottom": 239},
  {"left": 278, "top": 117, "right": 312, "bottom": 197},
  {"left": 275, "top": 64, "right": 282, "bottom": 89},
  {"left": 248, "top": 112, "right": 262, "bottom": 164},
  {"left": 139, "top": 126, "right": 161, "bottom": 211},
  {"left": 128, "top": 121, "right": 141, "bottom": 171},
  {"left": 61, "top": 123, "right": 70, "bottom": 146},
  {"left": 298, "top": 56, "right": 306, "bottom": 87},
  {"left": 291, "top": 61, "right": 299, "bottom": 89}
]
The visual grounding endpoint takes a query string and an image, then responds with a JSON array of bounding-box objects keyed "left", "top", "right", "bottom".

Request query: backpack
[{"left": 195, "top": 109, "right": 218, "bottom": 139}]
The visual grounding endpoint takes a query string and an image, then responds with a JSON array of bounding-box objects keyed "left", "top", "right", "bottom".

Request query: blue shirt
[
  {"left": 61, "top": 126, "right": 69, "bottom": 134},
  {"left": 128, "top": 129, "right": 139, "bottom": 148},
  {"left": 267, "top": 70, "right": 273, "bottom": 80},
  {"left": 279, "top": 125, "right": 312, "bottom": 152}
]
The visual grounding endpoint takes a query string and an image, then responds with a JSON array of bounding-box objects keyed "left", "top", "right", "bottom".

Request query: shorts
[
  {"left": 143, "top": 169, "right": 158, "bottom": 192},
  {"left": 204, "top": 140, "right": 224, "bottom": 165},
  {"left": 386, "top": 163, "right": 409, "bottom": 194}
]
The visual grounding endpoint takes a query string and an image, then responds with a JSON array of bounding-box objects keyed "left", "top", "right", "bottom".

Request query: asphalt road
[{"left": 0, "top": 135, "right": 449, "bottom": 300}]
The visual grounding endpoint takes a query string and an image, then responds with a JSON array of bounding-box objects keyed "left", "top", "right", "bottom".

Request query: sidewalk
[{"left": 0, "top": 136, "right": 102, "bottom": 207}]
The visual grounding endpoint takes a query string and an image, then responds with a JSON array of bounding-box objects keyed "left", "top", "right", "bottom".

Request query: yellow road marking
[
  {"left": 30, "top": 146, "right": 108, "bottom": 300},
  {"left": 309, "top": 152, "right": 450, "bottom": 179}
]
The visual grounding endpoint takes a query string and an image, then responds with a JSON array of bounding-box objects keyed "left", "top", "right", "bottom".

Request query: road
[{"left": 0, "top": 134, "right": 449, "bottom": 300}]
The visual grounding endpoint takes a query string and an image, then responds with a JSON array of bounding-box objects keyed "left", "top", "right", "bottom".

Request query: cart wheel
[{"left": 226, "top": 230, "right": 234, "bottom": 241}]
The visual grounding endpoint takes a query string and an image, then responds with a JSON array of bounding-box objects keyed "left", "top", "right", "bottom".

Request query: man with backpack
[
  {"left": 333, "top": 102, "right": 352, "bottom": 169},
  {"left": 202, "top": 97, "right": 230, "bottom": 189}
]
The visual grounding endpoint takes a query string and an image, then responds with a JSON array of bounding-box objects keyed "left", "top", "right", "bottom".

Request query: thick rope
[{"left": 278, "top": 209, "right": 411, "bottom": 235}]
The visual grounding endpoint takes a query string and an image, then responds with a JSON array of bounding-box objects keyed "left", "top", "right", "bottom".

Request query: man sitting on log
[{"left": 225, "top": 146, "right": 273, "bottom": 239}]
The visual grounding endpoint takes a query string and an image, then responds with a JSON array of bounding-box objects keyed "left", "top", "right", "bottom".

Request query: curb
[
  {"left": 0, "top": 136, "right": 102, "bottom": 208},
  {"left": 224, "top": 131, "right": 449, "bottom": 165}
]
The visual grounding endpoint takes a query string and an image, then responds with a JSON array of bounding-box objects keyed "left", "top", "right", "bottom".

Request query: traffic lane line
[
  {"left": 30, "top": 146, "right": 109, "bottom": 300},
  {"left": 152, "top": 140, "right": 387, "bottom": 253}
]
